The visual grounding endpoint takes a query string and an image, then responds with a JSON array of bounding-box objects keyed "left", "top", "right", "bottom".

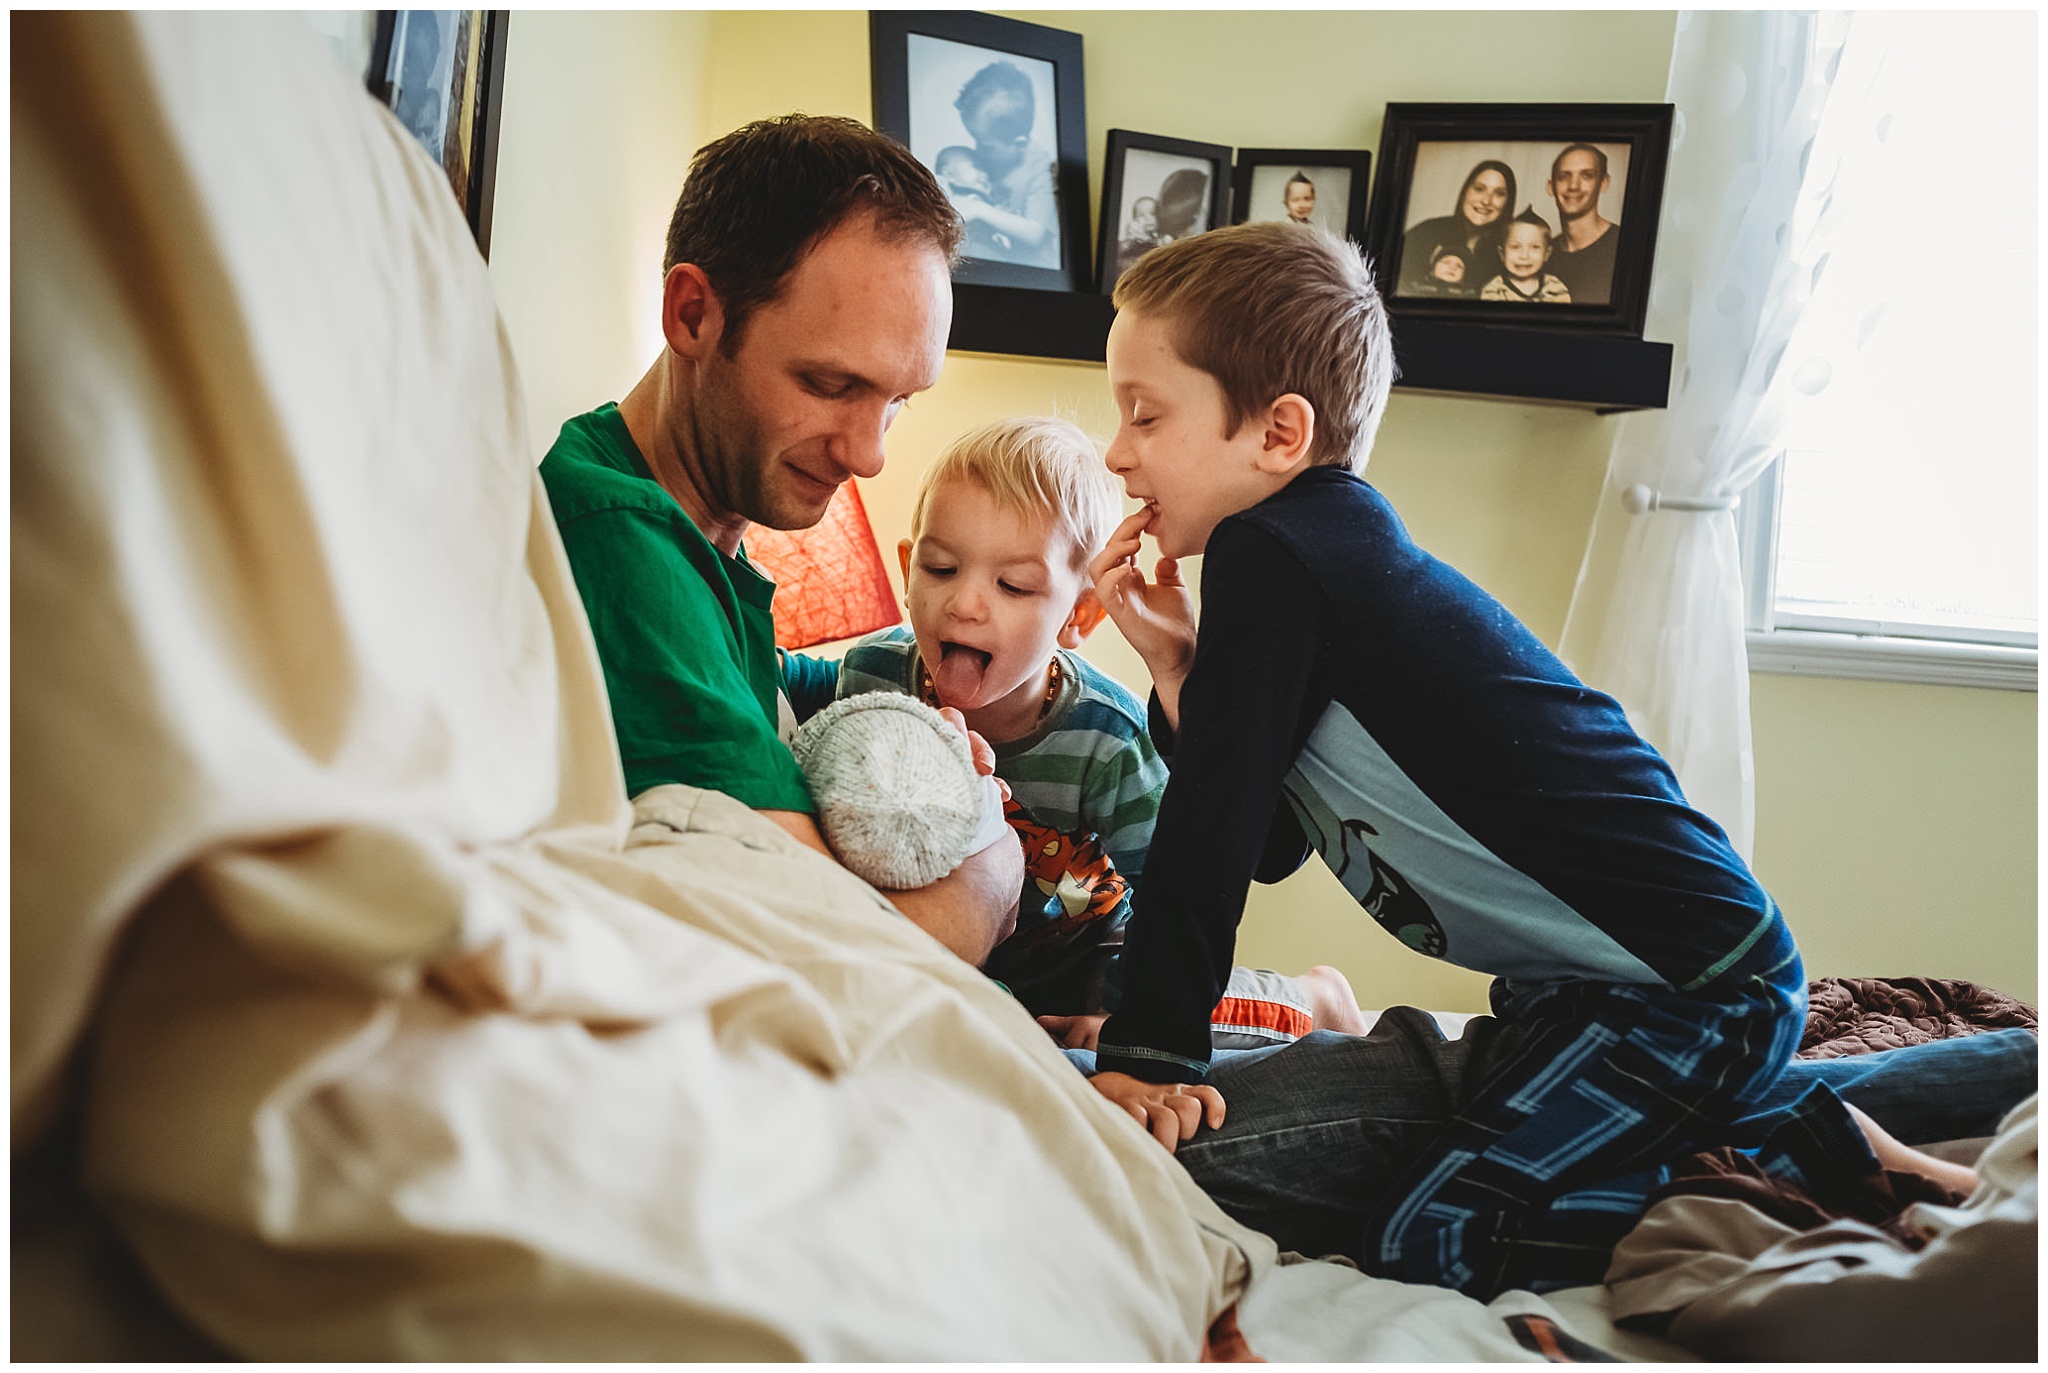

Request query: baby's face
[
  {"left": 940, "top": 155, "right": 991, "bottom": 197},
  {"left": 1431, "top": 253, "right": 1466, "bottom": 283},
  {"left": 902, "top": 477, "right": 1089, "bottom": 720},
  {"left": 1500, "top": 224, "right": 1551, "bottom": 280},
  {"left": 1131, "top": 200, "right": 1157, "bottom": 236},
  {"left": 1285, "top": 182, "right": 1316, "bottom": 221}
]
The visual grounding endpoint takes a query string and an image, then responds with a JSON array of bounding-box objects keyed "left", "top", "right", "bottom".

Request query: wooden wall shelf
[{"left": 946, "top": 283, "right": 1672, "bottom": 413}]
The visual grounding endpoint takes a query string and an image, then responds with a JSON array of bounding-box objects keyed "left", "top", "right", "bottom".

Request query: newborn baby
[{"left": 791, "top": 693, "right": 1010, "bottom": 891}]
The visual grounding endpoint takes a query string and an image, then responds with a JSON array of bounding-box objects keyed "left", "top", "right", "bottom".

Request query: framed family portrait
[
  {"left": 1363, "top": 103, "right": 1673, "bottom": 334},
  {"left": 869, "top": 10, "right": 1092, "bottom": 292},
  {"left": 1231, "top": 147, "right": 1372, "bottom": 244},
  {"left": 1096, "top": 129, "right": 1232, "bottom": 294},
  {"left": 367, "top": 10, "right": 511, "bottom": 257}
]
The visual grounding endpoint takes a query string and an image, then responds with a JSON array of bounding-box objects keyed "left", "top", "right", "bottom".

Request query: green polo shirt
[{"left": 539, "top": 403, "right": 813, "bottom": 813}]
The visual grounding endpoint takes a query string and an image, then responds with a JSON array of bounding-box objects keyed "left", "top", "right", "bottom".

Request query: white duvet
[{"left": 11, "top": 12, "right": 1679, "bottom": 1361}]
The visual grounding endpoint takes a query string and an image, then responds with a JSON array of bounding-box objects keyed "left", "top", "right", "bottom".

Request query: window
[{"left": 1738, "top": 10, "right": 2036, "bottom": 690}]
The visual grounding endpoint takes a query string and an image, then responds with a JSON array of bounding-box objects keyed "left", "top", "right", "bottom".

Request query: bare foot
[
  {"left": 1296, "top": 965, "right": 1374, "bottom": 1036},
  {"left": 1846, "top": 1101, "right": 1979, "bottom": 1197}
]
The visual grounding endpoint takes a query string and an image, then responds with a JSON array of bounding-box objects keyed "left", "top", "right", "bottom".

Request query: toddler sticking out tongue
[{"left": 931, "top": 642, "right": 993, "bottom": 704}]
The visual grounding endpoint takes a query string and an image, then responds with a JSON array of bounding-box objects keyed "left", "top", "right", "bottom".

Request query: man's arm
[{"left": 762, "top": 808, "right": 1021, "bottom": 965}]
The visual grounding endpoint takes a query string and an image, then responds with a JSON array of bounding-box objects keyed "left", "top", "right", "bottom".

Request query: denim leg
[
  {"left": 1760, "top": 1029, "right": 2039, "bottom": 1144},
  {"left": 1171, "top": 1011, "right": 1521, "bottom": 1260}
]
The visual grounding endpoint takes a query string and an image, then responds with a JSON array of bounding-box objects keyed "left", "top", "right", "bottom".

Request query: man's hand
[
  {"left": 887, "top": 832, "right": 1021, "bottom": 965},
  {"left": 1086, "top": 1071, "right": 1225, "bottom": 1153},
  {"left": 1037, "top": 1012, "right": 1109, "bottom": 1050},
  {"left": 1089, "top": 511, "right": 1196, "bottom": 726}
]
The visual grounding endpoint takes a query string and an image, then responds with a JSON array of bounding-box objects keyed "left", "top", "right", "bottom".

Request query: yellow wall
[
  {"left": 489, "top": 10, "right": 710, "bottom": 448},
  {"left": 489, "top": 10, "right": 2037, "bottom": 1012}
]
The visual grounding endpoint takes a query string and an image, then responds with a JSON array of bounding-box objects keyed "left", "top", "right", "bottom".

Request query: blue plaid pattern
[{"left": 1357, "top": 917, "right": 1867, "bottom": 1298}]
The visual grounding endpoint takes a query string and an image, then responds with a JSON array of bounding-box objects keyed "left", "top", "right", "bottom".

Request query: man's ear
[
  {"left": 660, "top": 262, "right": 721, "bottom": 360},
  {"left": 897, "top": 538, "right": 913, "bottom": 585},
  {"left": 1058, "top": 585, "right": 1110, "bottom": 648},
  {"left": 1255, "top": 393, "right": 1316, "bottom": 476}
]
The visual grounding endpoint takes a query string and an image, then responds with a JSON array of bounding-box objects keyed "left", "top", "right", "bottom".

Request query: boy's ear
[
  {"left": 897, "top": 538, "right": 913, "bottom": 585},
  {"left": 1059, "top": 585, "right": 1109, "bottom": 648},
  {"left": 1256, "top": 393, "right": 1316, "bottom": 476}
]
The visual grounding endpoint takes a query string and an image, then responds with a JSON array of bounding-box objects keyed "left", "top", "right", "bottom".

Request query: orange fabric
[
  {"left": 1210, "top": 996, "right": 1313, "bottom": 1040},
  {"left": 747, "top": 481, "right": 900, "bottom": 650}
]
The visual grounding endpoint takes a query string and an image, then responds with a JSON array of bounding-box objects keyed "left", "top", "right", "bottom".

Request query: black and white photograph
[
  {"left": 362, "top": 10, "right": 510, "bottom": 255},
  {"left": 1097, "top": 130, "right": 1232, "bottom": 293},
  {"left": 1231, "top": 147, "right": 1372, "bottom": 244},
  {"left": 870, "top": 11, "right": 1091, "bottom": 292},
  {"left": 1365, "top": 103, "right": 1673, "bottom": 334},
  {"left": 907, "top": 34, "right": 1060, "bottom": 270}
]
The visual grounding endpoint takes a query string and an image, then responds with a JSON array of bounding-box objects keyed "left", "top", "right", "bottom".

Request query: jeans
[{"left": 1067, "top": 1022, "right": 2037, "bottom": 1265}]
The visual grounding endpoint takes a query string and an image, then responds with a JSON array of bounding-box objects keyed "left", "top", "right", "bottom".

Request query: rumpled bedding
[
  {"left": 1606, "top": 1096, "right": 2038, "bottom": 1360},
  {"left": 13, "top": 12, "right": 1267, "bottom": 1357},
  {"left": 1800, "top": 976, "right": 2038, "bottom": 1059}
]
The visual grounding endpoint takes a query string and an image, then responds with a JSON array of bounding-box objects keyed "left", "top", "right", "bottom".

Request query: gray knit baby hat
[{"left": 790, "top": 693, "right": 1007, "bottom": 890}]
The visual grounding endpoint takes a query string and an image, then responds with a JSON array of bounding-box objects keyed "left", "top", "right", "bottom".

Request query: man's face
[
  {"left": 1500, "top": 223, "right": 1551, "bottom": 280},
  {"left": 1285, "top": 180, "right": 1316, "bottom": 222},
  {"left": 1548, "top": 149, "right": 1609, "bottom": 221},
  {"left": 689, "top": 215, "right": 951, "bottom": 532}
]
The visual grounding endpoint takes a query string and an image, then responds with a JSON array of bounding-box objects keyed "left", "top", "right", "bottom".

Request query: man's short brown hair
[
  {"left": 1111, "top": 221, "right": 1395, "bottom": 473},
  {"left": 663, "top": 114, "right": 964, "bottom": 356}
]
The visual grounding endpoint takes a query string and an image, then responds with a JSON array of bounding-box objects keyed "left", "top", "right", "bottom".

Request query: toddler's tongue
[{"left": 932, "top": 643, "right": 992, "bottom": 703}]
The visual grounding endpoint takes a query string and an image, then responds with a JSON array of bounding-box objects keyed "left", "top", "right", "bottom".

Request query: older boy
[
  {"left": 784, "top": 417, "right": 1369, "bottom": 1041},
  {"left": 1082, "top": 219, "right": 1884, "bottom": 1298}
]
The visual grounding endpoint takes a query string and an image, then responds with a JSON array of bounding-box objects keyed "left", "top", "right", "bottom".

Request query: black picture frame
[
  {"left": 1363, "top": 102, "right": 1673, "bottom": 335},
  {"left": 1230, "top": 147, "right": 1372, "bottom": 244},
  {"left": 1097, "top": 129, "right": 1233, "bottom": 294},
  {"left": 368, "top": 10, "right": 510, "bottom": 258},
  {"left": 868, "top": 10, "right": 1091, "bottom": 293}
]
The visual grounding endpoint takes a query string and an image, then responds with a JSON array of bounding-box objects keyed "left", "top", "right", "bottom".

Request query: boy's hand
[
  {"left": 1037, "top": 1012, "right": 1109, "bottom": 1050},
  {"left": 935, "top": 706, "right": 1011, "bottom": 801},
  {"left": 1085, "top": 1071, "right": 1225, "bottom": 1153},
  {"left": 1089, "top": 511, "right": 1196, "bottom": 722}
]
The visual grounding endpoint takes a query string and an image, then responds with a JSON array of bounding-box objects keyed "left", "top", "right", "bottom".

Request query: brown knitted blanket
[{"left": 1798, "top": 976, "right": 2038, "bottom": 1058}]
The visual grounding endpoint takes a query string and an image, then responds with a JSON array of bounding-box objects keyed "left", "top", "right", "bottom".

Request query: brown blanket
[{"left": 1799, "top": 976, "right": 2037, "bottom": 1058}]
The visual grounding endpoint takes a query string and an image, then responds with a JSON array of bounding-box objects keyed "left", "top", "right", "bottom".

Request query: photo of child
[
  {"left": 1479, "top": 207, "right": 1573, "bottom": 302},
  {"left": 905, "top": 33, "right": 1063, "bottom": 270}
]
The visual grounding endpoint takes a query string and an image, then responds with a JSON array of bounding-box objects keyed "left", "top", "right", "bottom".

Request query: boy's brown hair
[{"left": 1111, "top": 221, "right": 1395, "bottom": 473}]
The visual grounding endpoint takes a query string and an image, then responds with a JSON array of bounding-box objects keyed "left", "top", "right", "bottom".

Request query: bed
[{"left": 11, "top": 12, "right": 2033, "bottom": 1362}]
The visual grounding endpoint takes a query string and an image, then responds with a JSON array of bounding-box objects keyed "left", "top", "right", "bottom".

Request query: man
[
  {"left": 1545, "top": 142, "right": 1618, "bottom": 305},
  {"left": 537, "top": 114, "right": 1021, "bottom": 966}
]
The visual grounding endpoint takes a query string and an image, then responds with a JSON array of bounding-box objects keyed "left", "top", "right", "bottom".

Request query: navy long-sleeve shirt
[{"left": 1093, "top": 467, "right": 1780, "bottom": 1084}]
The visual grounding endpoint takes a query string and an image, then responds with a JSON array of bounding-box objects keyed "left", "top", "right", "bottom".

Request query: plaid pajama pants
[
  {"left": 1184, "top": 914, "right": 1876, "bottom": 1300},
  {"left": 1358, "top": 917, "right": 1868, "bottom": 1297}
]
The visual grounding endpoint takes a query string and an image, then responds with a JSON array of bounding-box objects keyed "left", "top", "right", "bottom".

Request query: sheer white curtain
[{"left": 1559, "top": 10, "right": 1850, "bottom": 858}]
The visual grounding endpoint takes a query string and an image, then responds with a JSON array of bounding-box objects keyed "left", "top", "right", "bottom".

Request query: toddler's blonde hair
[{"left": 908, "top": 417, "right": 1122, "bottom": 574}]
